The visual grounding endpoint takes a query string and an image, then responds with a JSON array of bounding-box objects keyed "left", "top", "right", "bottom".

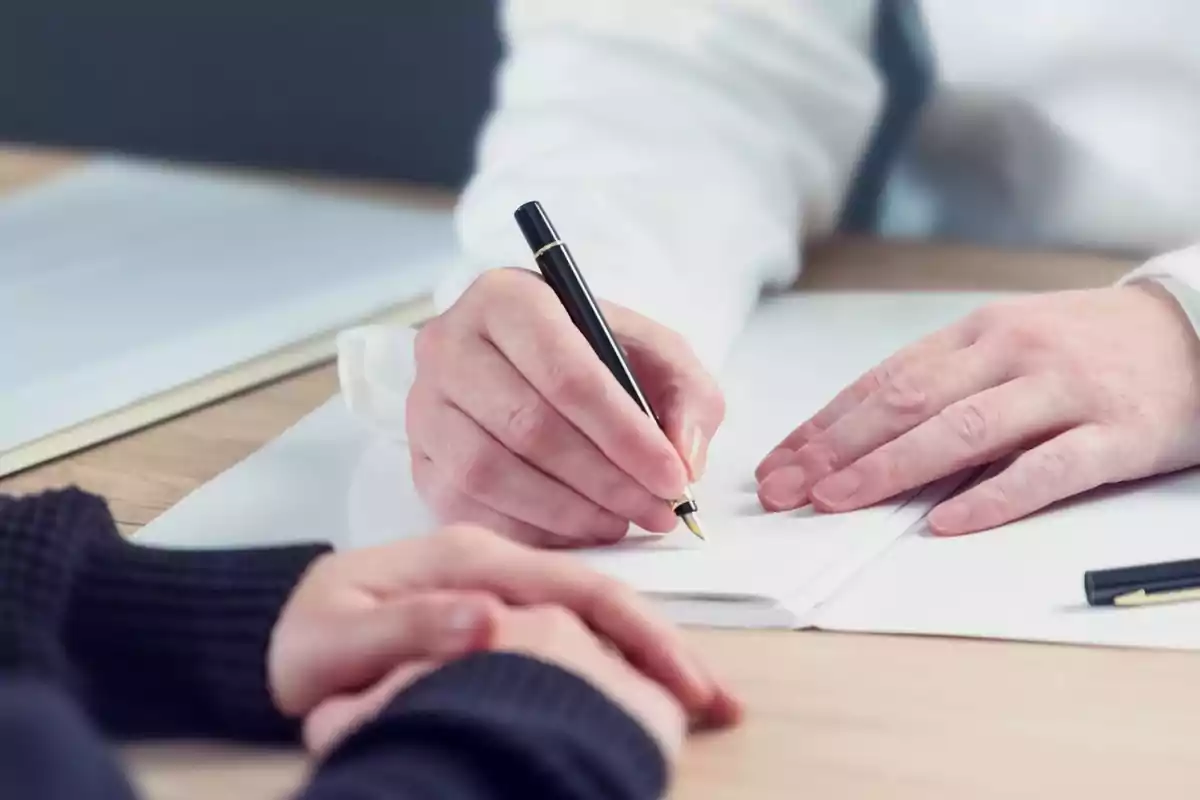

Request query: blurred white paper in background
[{"left": 0, "top": 157, "right": 453, "bottom": 474}]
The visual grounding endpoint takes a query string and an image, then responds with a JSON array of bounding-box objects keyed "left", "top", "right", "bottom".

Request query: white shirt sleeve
[
  {"left": 440, "top": 1, "right": 883, "bottom": 370},
  {"left": 1118, "top": 244, "right": 1200, "bottom": 338}
]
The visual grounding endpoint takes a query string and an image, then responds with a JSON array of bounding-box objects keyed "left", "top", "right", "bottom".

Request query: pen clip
[{"left": 1112, "top": 587, "right": 1200, "bottom": 607}]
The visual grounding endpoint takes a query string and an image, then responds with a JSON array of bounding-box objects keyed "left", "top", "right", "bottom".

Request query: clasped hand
[{"left": 268, "top": 526, "right": 740, "bottom": 756}]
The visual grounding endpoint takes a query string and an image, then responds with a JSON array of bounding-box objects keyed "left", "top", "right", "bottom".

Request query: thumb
[
  {"left": 611, "top": 309, "right": 725, "bottom": 482},
  {"left": 277, "top": 591, "right": 499, "bottom": 716},
  {"left": 657, "top": 383, "right": 725, "bottom": 482}
]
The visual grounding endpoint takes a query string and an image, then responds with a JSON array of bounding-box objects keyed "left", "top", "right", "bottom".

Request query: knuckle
[
  {"left": 974, "top": 482, "right": 1014, "bottom": 517},
  {"left": 450, "top": 448, "right": 501, "bottom": 496},
  {"left": 968, "top": 297, "right": 1025, "bottom": 332},
  {"left": 503, "top": 398, "right": 555, "bottom": 453},
  {"left": 866, "top": 449, "right": 907, "bottom": 490},
  {"left": 1026, "top": 446, "right": 1074, "bottom": 487},
  {"left": 542, "top": 360, "right": 595, "bottom": 409},
  {"left": 795, "top": 440, "right": 839, "bottom": 475},
  {"left": 470, "top": 267, "right": 520, "bottom": 298},
  {"left": 412, "top": 320, "right": 445, "bottom": 368},
  {"left": 940, "top": 401, "right": 992, "bottom": 450},
  {"left": 876, "top": 368, "right": 929, "bottom": 416},
  {"left": 991, "top": 315, "right": 1050, "bottom": 354}
]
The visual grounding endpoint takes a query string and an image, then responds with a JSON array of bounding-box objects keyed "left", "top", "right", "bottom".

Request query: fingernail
[
  {"left": 757, "top": 466, "right": 809, "bottom": 511},
  {"left": 811, "top": 468, "right": 862, "bottom": 508},
  {"left": 443, "top": 604, "right": 492, "bottom": 651},
  {"left": 755, "top": 449, "right": 794, "bottom": 481},
  {"left": 686, "top": 423, "right": 708, "bottom": 480},
  {"left": 448, "top": 604, "right": 485, "bottom": 633},
  {"left": 929, "top": 503, "right": 970, "bottom": 535}
]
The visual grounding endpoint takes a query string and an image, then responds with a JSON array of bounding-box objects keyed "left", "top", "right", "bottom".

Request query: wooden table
[{"left": 3, "top": 147, "right": 1199, "bottom": 798}]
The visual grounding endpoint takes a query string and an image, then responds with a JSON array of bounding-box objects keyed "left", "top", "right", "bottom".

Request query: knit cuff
[
  {"left": 0, "top": 488, "right": 106, "bottom": 684},
  {"left": 328, "top": 652, "right": 668, "bottom": 800},
  {"left": 66, "top": 535, "right": 330, "bottom": 741}
]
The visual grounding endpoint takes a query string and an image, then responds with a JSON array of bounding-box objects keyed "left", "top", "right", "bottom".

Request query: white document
[
  {"left": 814, "top": 468, "right": 1200, "bottom": 649},
  {"left": 0, "top": 157, "right": 456, "bottom": 467}
]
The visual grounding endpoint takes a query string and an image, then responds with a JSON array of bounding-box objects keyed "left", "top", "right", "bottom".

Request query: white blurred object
[
  {"left": 337, "top": 324, "right": 420, "bottom": 443},
  {"left": 0, "top": 157, "right": 452, "bottom": 475}
]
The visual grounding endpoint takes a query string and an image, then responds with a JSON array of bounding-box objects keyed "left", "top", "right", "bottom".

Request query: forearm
[
  {"left": 302, "top": 653, "right": 666, "bottom": 800},
  {"left": 67, "top": 533, "right": 329, "bottom": 742},
  {"left": 447, "top": 0, "right": 881, "bottom": 370},
  {"left": 0, "top": 487, "right": 328, "bottom": 742}
]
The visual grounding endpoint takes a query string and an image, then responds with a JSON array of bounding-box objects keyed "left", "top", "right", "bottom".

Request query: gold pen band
[
  {"left": 671, "top": 487, "right": 697, "bottom": 511},
  {"left": 533, "top": 240, "right": 563, "bottom": 259},
  {"left": 1113, "top": 587, "right": 1200, "bottom": 606}
]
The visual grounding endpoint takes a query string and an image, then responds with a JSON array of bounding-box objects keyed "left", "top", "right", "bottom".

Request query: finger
[
  {"left": 755, "top": 321, "right": 973, "bottom": 480},
  {"left": 412, "top": 453, "right": 563, "bottom": 548},
  {"left": 436, "top": 337, "right": 677, "bottom": 533},
  {"left": 280, "top": 591, "right": 500, "bottom": 716},
  {"left": 611, "top": 303, "right": 726, "bottom": 481},
  {"left": 810, "top": 375, "right": 1081, "bottom": 513},
  {"left": 416, "top": 397, "right": 630, "bottom": 543},
  {"left": 927, "top": 425, "right": 1116, "bottom": 536},
  {"left": 758, "top": 342, "right": 1009, "bottom": 510},
  {"left": 479, "top": 272, "right": 688, "bottom": 501},
  {"left": 304, "top": 660, "right": 436, "bottom": 756},
  {"left": 423, "top": 526, "right": 736, "bottom": 720}
]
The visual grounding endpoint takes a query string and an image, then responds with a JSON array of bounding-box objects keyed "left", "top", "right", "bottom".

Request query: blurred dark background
[{"left": 0, "top": 1, "right": 502, "bottom": 188}]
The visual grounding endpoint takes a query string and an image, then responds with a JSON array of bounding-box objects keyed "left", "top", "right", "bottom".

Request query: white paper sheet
[
  {"left": 0, "top": 157, "right": 456, "bottom": 454},
  {"left": 815, "top": 467, "right": 1200, "bottom": 649}
]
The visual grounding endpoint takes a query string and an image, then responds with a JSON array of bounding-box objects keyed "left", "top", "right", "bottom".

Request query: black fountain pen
[{"left": 514, "top": 201, "right": 705, "bottom": 540}]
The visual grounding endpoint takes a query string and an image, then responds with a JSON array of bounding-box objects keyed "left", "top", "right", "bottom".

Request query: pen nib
[{"left": 681, "top": 512, "right": 706, "bottom": 541}]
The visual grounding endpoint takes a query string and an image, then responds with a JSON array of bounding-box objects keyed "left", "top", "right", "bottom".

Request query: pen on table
[
  {"left": 1084, "top": 557, "right": 1200, "bottom": 607},
  {"left": 513, "top": 200, "right": 706, "bottom": 541}
]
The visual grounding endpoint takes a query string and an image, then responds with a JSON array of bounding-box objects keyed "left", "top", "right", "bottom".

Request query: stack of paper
[{"left": 0, "top": 157, "right": 456, "bottom": 476}]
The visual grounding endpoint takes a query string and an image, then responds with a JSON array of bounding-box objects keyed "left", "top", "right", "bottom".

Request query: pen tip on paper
[{"left": 681, "top": 512, "right": 706, "bottom": 541}]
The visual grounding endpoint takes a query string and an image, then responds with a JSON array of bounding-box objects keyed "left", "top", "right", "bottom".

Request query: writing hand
[{"left": 407, "top": 268, "right": 724, "bottom": 547}]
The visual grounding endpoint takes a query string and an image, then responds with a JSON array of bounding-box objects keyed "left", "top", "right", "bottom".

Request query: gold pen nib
[{"left": 680, "top": 511, "right": 706, "bottom": 541}]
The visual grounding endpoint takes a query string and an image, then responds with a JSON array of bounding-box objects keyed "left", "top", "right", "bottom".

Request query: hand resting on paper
[
  {"left": 406, "top": 268, "right": 725, "bottom": 547},
  {"left": 756, "top": 284, "right": 1200, "bottom": 535},
  {"left": 270, "top": 523, "right": 739, "bottom": 730}
]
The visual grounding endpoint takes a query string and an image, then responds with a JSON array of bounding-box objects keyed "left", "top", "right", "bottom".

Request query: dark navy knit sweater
[{"left": 0, "top": 488, "right": 667, "bottom": 800}]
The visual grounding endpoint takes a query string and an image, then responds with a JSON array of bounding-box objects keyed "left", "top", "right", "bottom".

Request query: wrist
[
  {"left": 333, "top": 652, "right": 669, "bottom": 799},
  {"left": 0, "top": 488, "right": 110, "bottom": 685},
  {"left": 67, "top": 536, "right": 330, "bottom": 741}
]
